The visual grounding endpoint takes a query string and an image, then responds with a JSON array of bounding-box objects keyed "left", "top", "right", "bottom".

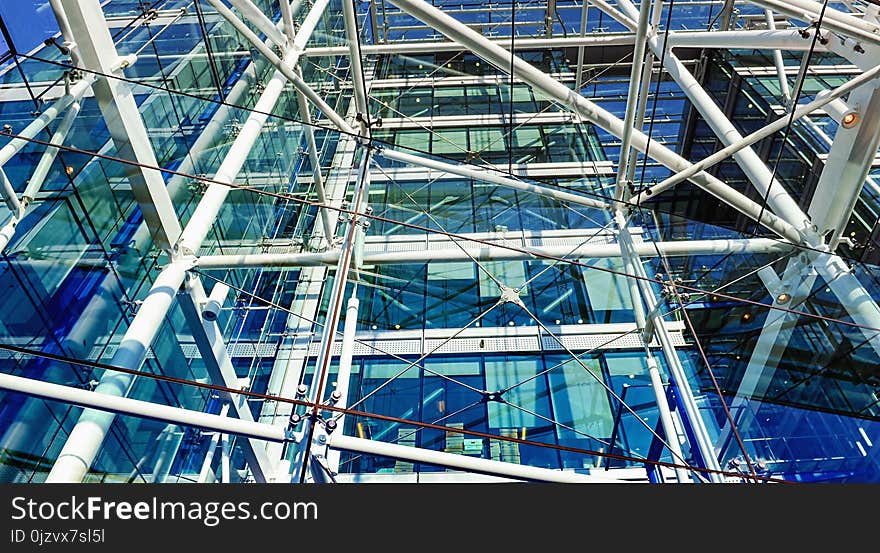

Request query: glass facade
[{"left": 0, "top": 0, "right": 878, "bottom": 484}]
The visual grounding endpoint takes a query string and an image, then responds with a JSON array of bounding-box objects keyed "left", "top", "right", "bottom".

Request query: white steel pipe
[
  {"left": 646, "top": 357, "right": 691, "bottom": 483},
  {"left": 226, "top": 0, "right": 289, "bottom": 47},
  {"left": 746, "top": 0, "right": 880, "bottom": 47},
  {"left": 195, "top": 237, "right": 792, "bottom": 269},
  {"left": 384, "top": 0, "right": 805, "bottom": 244},
  {"left": 664, "top": 29, "right": 819, "bottom": 51},
  {"left": 628, "top": 0, "right": 664, "bottom": 184},
  {"left": 327, "top": 434, "right": 608, "bottom": 483},
  {"left": 814, "top": 253, "right": 880, "bottom": 357},
  {"left": 379, "top": 148, "right": 610, "bottom": 210},
  {"left": 325, "top": 296, "right": 359, "bottom": 472},
  {"left": 279, "top": 0, "right": 296, "bottom": 42},
  {"left": 22, "top": 100, "right": 81, "bottom": 205},
  {"left": 341, "top": 0, "right": 370, "bottom": 125},
  {"left": 202, "top": 281, "right": 230, "bottom": 322},
  {"left": 302, "top": 29, "right": 828, "bottom": 58},
  {"left": 45, "top": 261, "right": 190, "bottom": 482},
  {"left": 304, "top": 33, "right": 638, "bottom": 56},
  {"left": 636, "top": 62, "right": 880, "bottom": 200},
  {"left": 764, "top": 10, "right": 792, "bottom": 103},
  {"left": 0, "top": 169, "right": 22, "bottom": 216},
  {"left": 0, "top": 77, "right": 94, "bottom": 167},
  {"left": 621, "top": 231, "right": 725, "bottom": 481},
  {"left": 615, "top": 0, "right": 652, "bottom": 200},
  {"left": 294, "top": 68, "right": 337, "bottom": 242},
  {"left": 0, "top": 373, "right": 287, "bottom": 444}
]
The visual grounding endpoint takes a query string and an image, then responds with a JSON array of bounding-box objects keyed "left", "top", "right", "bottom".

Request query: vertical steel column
[
  {"left": 615, "top": 210, "right": 697, "bottom": 483},
  {"left": 612, "top": 211, "right": 724, "bottom": 481},
  {"left": 292, "top": 146, "right": 371, "bottom": 481},
  {"left": 325, "top": 295, "right": 359, "bottom": 472},
  {"left": 342, "top": 0, "right": 371, "bottom": 131},
  {"left": 614, "top": 0, "right": 652, "bottom": 201},
  {"left": 293, "top": 71, "right": 337, "bottom": 243},
  {"left": 574, "top": 1, "right": 589, "bottom": 91},
  {"left": 627, "top": 0, "right": 663, "bottom": 184}
]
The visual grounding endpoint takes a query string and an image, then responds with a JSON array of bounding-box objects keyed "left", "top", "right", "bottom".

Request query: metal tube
[
  {"left": 646, "top": 357, "right": 691, "bottom": 483},
  {"left": 627, "top": 0, "right": 663, "bottom": 184},
  {"left": 621, "top": 230, "right": 724, "bottom": 481},
  {"left": 22, "top": 100, "right": 81, "bottom": 205},
  {"left": 764, "top": 10, "right": 792, "bottom": 103},
  {"left": 279, "top": 0, "right": 296, "bottom": 42},
  {"left": 0, "top": 169, "right": 22, "bottom": 216},
  {"left": 613, "top": 210, "right": 692, "bottom": 483},
  {"left": 0, "top": 373, "right": 286, "bottom": 444},
  {"left": 326, "top": 296, "right": 359, "bottom": 472},
  {"left": 664, "top": 29, "right": 818, "bottom": 51},
  {"left": 226, "top": 0, "right": 289, "bottom": 47},
  {"left": 198, "top": 404, "right": 230, "bottom": 483},
  {"left": 746, "top": 0, "right": 880, "bottom": 48},
  {"left": 291, "top": 147, "right": 371, "bottom": 480},
  {"left": 752, "top": 0, "right": 880, "bottom": 44},
  {"left": 614, "top": 0, "right": 652, "bottom": 200},
  {"left": 46, "top": 261, "right": 191, "bottom": 482},
  {"left": 379, "top": 148, "right": 610, "bottom": 210},
  {"left": 301, "top": 29, "right": 823, "bottom": 57},
  {"left": 636, "top": 62, "right": 880, "bottom": 200},
  {"left": 195, "top": 237, "right": 792, "bottom": 269},
  {"left": 48, "top": 0, "right": 81, "bottom": 66},
  {"left": 327, "top": 434, "right": 612, "bottom": 482},
  {"left": 0, "top": 373, "right": 629, "bottom": 483},
  {"left": 341, "top": 0, "right": 370, "bottom": 127},
  {"left": 814, "top": 253, "right": 880, "bottom": 357}
]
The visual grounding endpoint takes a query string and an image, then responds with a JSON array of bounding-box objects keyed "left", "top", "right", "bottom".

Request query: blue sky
[{"left": 0, "top": 1, "right": 58, "bottom": 56}]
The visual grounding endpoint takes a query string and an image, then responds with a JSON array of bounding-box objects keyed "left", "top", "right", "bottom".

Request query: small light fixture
[
  {"left": 777, "top": 292, "right": 791, "bottom": 304},
  {"left": 508, "top": 321, "right": 515, "bottom": 326},
  {"left": 394, "top": 324, "right": 401, "bottom": 330},
  {"left": 842, "top": 111, "right": 859, "bottom": 129},
  {"left": 741, "top": 312, "right": 752, "bottom": 322}
]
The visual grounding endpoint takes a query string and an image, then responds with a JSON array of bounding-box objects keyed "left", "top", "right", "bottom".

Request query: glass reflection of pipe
[{"left": 371, "top": 387, "right": 445, "bottom": 442}]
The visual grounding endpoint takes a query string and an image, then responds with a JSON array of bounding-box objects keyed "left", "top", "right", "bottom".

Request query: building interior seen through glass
[{"left": 0, "top": 0, "right": 878, "bottom": 483}]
